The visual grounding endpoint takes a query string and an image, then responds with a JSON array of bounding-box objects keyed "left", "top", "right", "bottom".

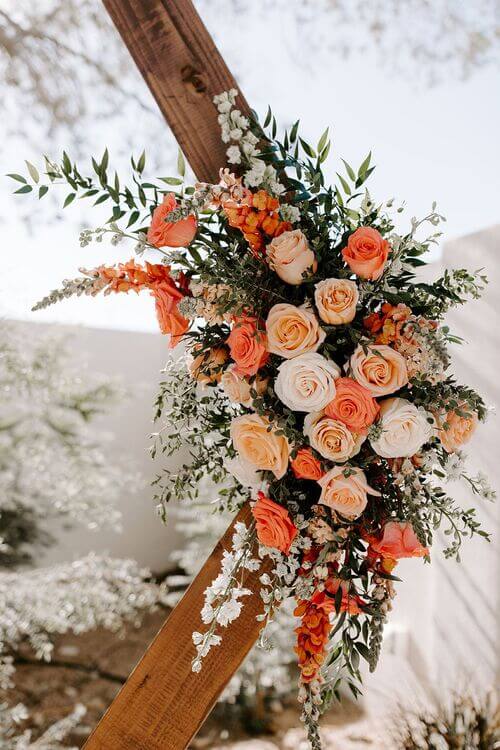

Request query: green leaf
[
  {"left": 336, "top": 173, "right": 351, "bottom": 195},
  {"left": 63, "top": 192, "right": 76, "bottom": 207},
  {"left": 177, "top": 149, "right": 186, "bottom": 178},
  {"left": 159, "top": 177, "right": 183, "bottom": 186},
  {"left": 358, "top": 151, "right": 372, "bottom": 177},
  {"left": 126, "top": 210, "right": 140, "bottom": 228},
  {"left": 14, "top": 184, "right": 33, "bottom": 194},
  {"left": 263, "top": 105, "right": 272, "bottom": 129},
  {"left": 27, "top": 170, "right": 45, "bottom": 191},
  {"left": 341, "top": 159, "right": 356, "bottom": 181},
  {"left": 319, "top": 141, "right": 331, "bottom": 164},
  {"left": 7, "top": 173, "right": 27, "bottom": 184},
  {"left": 317, "top": 127, "right": 329, "bottom": 153},
  {"left": 290, "top": 120, "right": 300, "bottom": 143},
  {"left": 38, "top": 185, "right": 49, "bottom": 199},
  {"left": 93, "top": 194, "right": 110, "bottom": 205},
  {"left": 100, "top": 148, "right": 109, "bottom": 173},
  {"left": 299, "top": 138, "right": 316, "bottom": 158},
  {"left": 62, "top": 151, "right": 72, "bottom": 174},
  {"left": 137, "top": 150, "right": 146, "bottom": 174}
]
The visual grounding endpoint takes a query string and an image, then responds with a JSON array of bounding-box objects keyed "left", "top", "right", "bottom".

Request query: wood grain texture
[
  {"left": 84, "top": 3, "right": 272, "bottom": 747},
  {"left": 83, "top": 502, "right": 271, "bottom": 749},
  {"left": 103, "top": 0, "right": 251, "bottom": 182}
]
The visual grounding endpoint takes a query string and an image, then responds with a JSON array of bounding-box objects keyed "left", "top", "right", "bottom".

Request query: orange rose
[
  {"left": 370, "top": 522, "right": 429, "bottom": 561},
  {"left": 342, "top": 226, "right": 390, "bottom": 281},
  {"left": 349, "top": 344, "right": 408, "bottom": 396},
  {"left": 252, "top": 492, "right": 298, "bottom": 554},
  {"left": 325, "top": 377, "right": 379, "bottom": 434},
  {"left": 147, "top": 193, "right": 197, "bottom": 248},
  {"left": 291, "top": 448, "right": 324, "bottom": 480},
  {"left": 189, "top": 346, "right": 229, "bottom": 384},
  {"left": 227, "top": 317, "right": 269, "bottom": 376},
  {"left": 436, "top": 404, "right": 478, "bottom": 453},
  {"left": 152, "top": 286, "right": 189, "bottom": 347}
]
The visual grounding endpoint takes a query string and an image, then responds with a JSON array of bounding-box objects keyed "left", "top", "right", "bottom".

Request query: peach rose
[
  {"left": 350, "top": 344, "right": 408, "bottom": 396},
  {"left": 230, "top": 413, "right": 289, "bottom": 479},
  {"left": 189, "top": 346, "right": 228, "bottom": 385},
  {"left": 318, "top": 466, "right": 380, "bottom": 519},
  {"left": 325, "top": 377, "right": 379, "bottom": 435},
  {"left": 304, "top": 412, "right": 365, "bottom": 462},
  {"left": 291, "top": 448, "right": 324, "bottom": 480},
  {"left": 370, "top": 521, "right": 429, "bottom": 560},
  {"left": 314, "top": 278, "right": 359, "bottom": 325},
  {"left": 227, "top": 317, "right": 269, "bottom": 376},
  {"left": 342, "top": 227, "right": 390, "bottom": 281},
  {"left": 266, "top": 303, "right": 325, "bottom": 359},
  {"left": 147, "top": 193, "right": 197, "bottom": 248},
  {"left": 221, "top": 366, "right": 268, "bottom": 407},
  {"left": 266, "top": 229, "right": 317, "bottom": 285},
  {"left": 252, "top": 492, "right": 298, "bottom": 554},
  {"left": 274, "top": 352, "right": 340, "bottom": 413},
  {"left": 436, "top": 403, "right": 478, "bottom": 453}
]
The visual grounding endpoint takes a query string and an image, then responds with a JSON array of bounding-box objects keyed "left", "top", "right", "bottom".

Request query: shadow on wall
[{"left": 12, "top": 320, "right": 185, "bottom": 574}]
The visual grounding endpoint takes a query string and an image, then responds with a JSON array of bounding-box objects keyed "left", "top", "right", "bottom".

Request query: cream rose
[
  {"left": 314, "top": 278, "right": 359, "bottom": 325},
  {"left": 304, "top": 412, "right": 365, "bottom": 462},
  {"left": 221, "top": 366, "right": 267, "bottom": 408},
  {"left": 266, "top": 303, "right": 325, "bottom": 359},
  {"left": 350, "top": 344, "right": 408, "bottom": 396},
  {"left": 230, "top": 413, "right": 289, "bottom": 479},
  {"left": 267, "top": 229, "right": 317, "bottom": 285},
  {"left": 274, "top": 353, "right": 340, "bottom": 413},
  {"left": 225, "top": 456, "right": 265, "bottom": 492},
  {"left": 370, "top": 397, "right": 433, "bottom": 458},
  {"left": 318, "top": 466, "right": 380, "bottom": 519}
]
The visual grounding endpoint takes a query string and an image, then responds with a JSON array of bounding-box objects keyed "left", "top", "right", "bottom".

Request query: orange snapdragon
[{"left": 95, "top": 260, "right": 189, "bottom": 347}]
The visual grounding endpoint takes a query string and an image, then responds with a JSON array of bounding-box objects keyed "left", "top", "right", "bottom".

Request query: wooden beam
[
  {"left": 102, "top": 0, "right": 251, "bottom": 182},
  {"left": 83, "top": 3, "right": 272, "bottom": 746},
  {"left": 83, "top": 504, "right": 269, "bottom": 749}
]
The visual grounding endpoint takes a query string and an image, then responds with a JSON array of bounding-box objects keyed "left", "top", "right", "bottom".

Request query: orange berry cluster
[{"left": 223, "top": 190, "right": 291, "bottom": 255}]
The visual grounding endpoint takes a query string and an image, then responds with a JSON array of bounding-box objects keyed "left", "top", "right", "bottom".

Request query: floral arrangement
[{"left": 11, "top": 89, "right": 495, "bottom": 748}]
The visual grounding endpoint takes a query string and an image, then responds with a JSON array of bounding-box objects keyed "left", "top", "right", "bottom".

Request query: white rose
[
  {"left": 304, "top": 411, "right": 365, "bottom": 462},
  {"left": 274, "top": 352, "right": 340, "bottom": 412},
  {"left": 266, "top": 229, "right": 317, "bottom": 285},
  {"left": 225, "top": 456, "right": 266, "bottom": 492},
  {"left": 370, "top": 397, "right": 433, "bottom": 458},
  {"left": 266, "top": 303, "right": 325, "bottom": 359}
]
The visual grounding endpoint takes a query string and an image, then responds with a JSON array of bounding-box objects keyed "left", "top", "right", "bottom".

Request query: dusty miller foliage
[{"left": 0, "top": 323, "right": 165, "bottom": 747}]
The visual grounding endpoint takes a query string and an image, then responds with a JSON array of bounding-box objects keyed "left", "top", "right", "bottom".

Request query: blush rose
[
  {"left": 267, "top": 229, "right": 317, "bottom": 285},
  {"left": 314, "top": 278, "right": 359, "bottom": 325},
  {"left": 230, "top": 413, "right": 290, "bottom": 479},
  {"left": 274, "top": 352, "right": 340, "bottom": 412},
  {"left": 266, "top": 303, "right": 325, "bottom": 359},
  {"left": 318, "top": 466, "right": 380, "bottom": 519},
  {"left": 349, "top": 343, "right": 408, "bottom": 397}
]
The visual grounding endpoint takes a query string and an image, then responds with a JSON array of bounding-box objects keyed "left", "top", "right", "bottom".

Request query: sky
[{"left": 2, "top": 1, "right": 499, "bottom": 333}]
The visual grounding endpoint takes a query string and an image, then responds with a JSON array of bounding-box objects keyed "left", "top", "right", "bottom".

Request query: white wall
[{"left": 15, "top": 320, "right": 184, "bottom": 575}]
